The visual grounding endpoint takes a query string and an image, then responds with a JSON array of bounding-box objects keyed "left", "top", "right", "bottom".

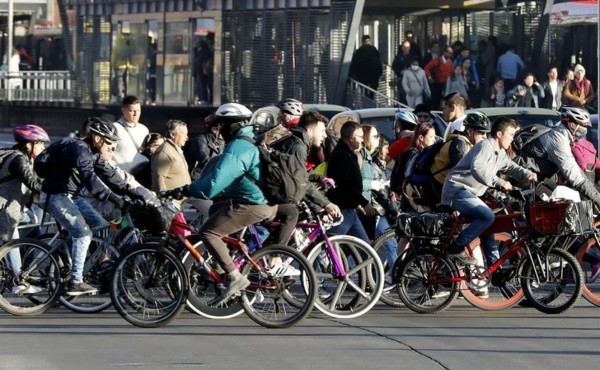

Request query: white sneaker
[
  {"left": 269, "top": 263, "right": 301, "bottom": 277},
  {"left": 430, "top": 290, "right": 451, "bottom": 299},
  {"left": 12, "top": 283, "right": 43, "bottom": 295}
]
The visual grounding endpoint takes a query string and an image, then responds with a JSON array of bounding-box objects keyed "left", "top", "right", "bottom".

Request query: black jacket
[
  {"left": 326, "top": 140, "right": 369, "bottom": 209},
  {"left": 185, "top": 130, "right": 224, "bottom": 175},
  {"left": 273, "top": 126, "right": 330, "bottom": 209},
  {"left": 1, "top": 148, "right": 41, "bottom": 193}
]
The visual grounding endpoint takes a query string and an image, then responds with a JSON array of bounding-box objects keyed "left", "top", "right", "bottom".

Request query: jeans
[
  {"left": 41, "top": 193, "right": 109, "bottom": 284},
  {"left": 375, "top": 215, "right": 397, "bottom": 268},
  {"left": 451, "top": 189, "right": 499, "bottom": 264},
  {"left": 327, "top": 208, "right": 370, "bottom": 244},
  {"left": 6, "top": 204, "right": 46, "bottom": 276}
]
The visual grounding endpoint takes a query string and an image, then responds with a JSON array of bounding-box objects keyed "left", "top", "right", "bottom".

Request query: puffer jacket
[
  {"left": 190, "top": 125, "right": 267, "bottom": 205},
  {"left": 0, "top": 147, "right": 41, "bottom": 242},
  {"left": 572, "top": 138, "right": 600, "bottom": 183}
]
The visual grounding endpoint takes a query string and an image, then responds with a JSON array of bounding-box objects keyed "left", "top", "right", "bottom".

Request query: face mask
[
  {"left": 574, "top": 127, "right": 588, "bottom": 141},
  {"left": 411, "top": 65, "right": 419, "bottom": 71}
]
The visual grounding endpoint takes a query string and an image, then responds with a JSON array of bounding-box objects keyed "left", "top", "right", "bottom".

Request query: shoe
[
  {"left": 66, "top": 282, "right": 99, "bottom": 296},
  {"left": 591, "top": 262, "right": 600, "bottom": 282},
  {"left": 446, "top": 251, "right": 478, "bottom": 266},
  {"left": 474, "top": 288, "right": 489, "bottom": 299},
  {"left": 208, "top": 273, "right": 250, "bottom": 307},
  {"left": 12, "top": 282, "right": 43, "bottom": 295},
  {"left": 269, "top": 262, "right": 301, "bottom": 277},
  {"left": 430, "top": 290, "right": 450, "bottom": 299}
]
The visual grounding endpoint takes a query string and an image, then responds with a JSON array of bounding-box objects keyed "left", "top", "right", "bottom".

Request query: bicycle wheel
[
  {"left": 305, "top": 235, "right": 384, "bottom": 319},
  {"left": 575, "top": 237, "right": 600, "bottom": 306},
  {"left": 241, "top": 245, "right": 316, "bottom": 328},
  {"left": 521, "top": 247, "right": 583, "bottom": 314},
  {"left": 181, "top": 239, "right": 244, "bottom": 319},
  {"left": 371, "top": 229, "right": 403, "bottom": 308},
  {"left": 394, "top": 249, "right": 459, "bottom": 314},
  {"left": 460, "top": 233, "right": 525, "bottom": 310},
  {"left": 0, "top": 238, "right": 62, "bottom": 316},
  {"left": 110, "top": 244, "right": 188, "bottom": 328}
]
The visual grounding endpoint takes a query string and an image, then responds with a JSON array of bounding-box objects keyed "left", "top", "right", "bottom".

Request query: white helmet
[
  {"left": 215, "top": 103, "right": 253, "bottom": 124},
  {"left": 277, "top": 98, "right": 303, "bottom": 116},
  {"left": 560, "top": 106, "right": 591, "bottom": 127}
]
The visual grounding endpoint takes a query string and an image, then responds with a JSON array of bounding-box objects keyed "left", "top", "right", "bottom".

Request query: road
[{"left": 1, "top": 300, "right": 599, "bottom": 370}]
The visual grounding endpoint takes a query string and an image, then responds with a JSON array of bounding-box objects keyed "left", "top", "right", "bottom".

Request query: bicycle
[
  {"left": 110, "top": 198, "right": 318, "bottom": 329},
  {"left": 0, "top": 200, "right": 151, "bottom": 316},
  {"left": 393, "top": 186, "right": 586, "bottom": 315}
]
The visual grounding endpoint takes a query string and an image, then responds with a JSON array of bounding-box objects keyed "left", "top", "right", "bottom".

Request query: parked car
[
  {"left": 250, "top": 104, "right": 350, "bottom": 126},
  {"left": 327, "top": 108, "right": 447, "bottom": 144}
]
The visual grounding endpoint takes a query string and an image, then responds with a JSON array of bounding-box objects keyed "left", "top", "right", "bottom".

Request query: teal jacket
[{"left": 190, "top": 126, "right": 267, "bottom": 204}]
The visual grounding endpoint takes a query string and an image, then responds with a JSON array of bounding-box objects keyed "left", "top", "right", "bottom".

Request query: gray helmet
[
  {"left": 276, "top": 98, "right": 303, "bottom": 116},
  {"left": 464, "top": 111, "right": 491, "bottom": 133},
  {"left": 560, "top": 106, "right": 591, "bottom": 127},
  {"left": 214, "top": 103, "right": 253, "bottom": 124},
  {"left": 88, "top": 117, "right": 119, "bottom": 144}
]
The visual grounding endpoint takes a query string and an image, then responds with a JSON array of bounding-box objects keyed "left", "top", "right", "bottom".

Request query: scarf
[{"left": 574, "top": 77, "right": 590, "bottom": 97}]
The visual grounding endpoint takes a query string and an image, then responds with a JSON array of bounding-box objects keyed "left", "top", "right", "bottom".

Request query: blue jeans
[
  {"left": 328, "top": 208, "right": 370, "bottom": 244},
  {"left": 451, "top": 189, "right": 499, "bottom": 264},
  {"left": 41, "top": 193, "right": 109, "bottom": 283},
  {"left": 375, "top": 215, "right": 397, "bottom": 268},
  {"left": 6, "top": 204, "right": 46, "bottom": 276}
]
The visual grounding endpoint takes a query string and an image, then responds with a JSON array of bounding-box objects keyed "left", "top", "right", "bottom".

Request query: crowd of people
[
  {"left": 2, "top": 89, "right": 600, "bottom": 303},
  {"left": 350, "top": 31, "right": 597, "bottom": 111}
]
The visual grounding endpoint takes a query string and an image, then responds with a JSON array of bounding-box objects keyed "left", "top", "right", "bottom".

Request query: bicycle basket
[
  {"left": 395, "top": 212, "right": 454, "bottom": 239},
  {"left": 527, "top": 200, "right": 594, "bottom": 235},
  {"left": 129, "top": 202, "right": 178, "bottom": 234}
]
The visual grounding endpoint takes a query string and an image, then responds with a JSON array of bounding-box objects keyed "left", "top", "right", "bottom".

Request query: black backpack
[
  {"left": 239, "top": 127, "right": 307, "bottom": 204},
  {"left": 511, "top": 124, "right": 557, "bottom": 178},
  {"left": 34, "top": 138, "right": 74, "bottom": 178}
]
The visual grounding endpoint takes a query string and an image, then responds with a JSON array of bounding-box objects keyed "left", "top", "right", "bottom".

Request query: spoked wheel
[
  {"left": 0, "top": 238, "right": 63, "bottom": 316},
  {"left": 394, "top": 249, "right": 459, "bottom": 314},
  {"left": 372, "top": 229, "right": 403, "bottom": 308},
  {"left": 241, "top": 245, "right": 316, "bottom": 328},
  {"left": 305, "top": 235, "right": 384, "bottom": 319},
  {"left": 521, "top": 248, "right": 583, "bottom": 314},
  {"left": 575, "top": 236, "right": 600, "bottom": 306},
  {"left": 110, "top": 244, "right": 188, "bottom": 328},
  {"left": 460, "top": 234, "right": 525, "bottom": 310},
  {"left": 181, "top": 239, "right": 244, "bottom": 319}
]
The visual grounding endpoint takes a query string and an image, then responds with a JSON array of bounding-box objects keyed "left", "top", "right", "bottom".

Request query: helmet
[
  {"left": 214, "top": 103, "right": 253, "bottom": 124},
  {"left": 13, "top": 125, "right": 50, "bottom": 143},
  {"left": 276, "top": 98, "right": 303, "bottom": 116},
  {"left": 395, "top": 110, "right": 419, "bottom": 129},
  {"left": 560, "top": 106, "right": 591, "bottom": 127},
  {"left": 463, "top": 111, "right": 491, "bottom": 133},
  {"left": 88, "top": 117, "right": 119, "bottom": 144}
]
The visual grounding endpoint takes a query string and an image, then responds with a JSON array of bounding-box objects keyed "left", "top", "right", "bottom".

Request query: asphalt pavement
[{"left": 1, "top": 300, "right": 599, "bottom": 370}]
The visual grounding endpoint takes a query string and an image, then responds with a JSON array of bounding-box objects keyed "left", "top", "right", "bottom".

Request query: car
[
  {"left": 443, "top": 107, "right": 561, "bottom": 140},
  {"left": 250, "top": 104, "right": 350, "bottom": 126},
  {"left": 327, "top": 108, "right": 447, "bottom": 144},
  {"left": 587, "top": 114, "right": 599, "bottom": 150}
]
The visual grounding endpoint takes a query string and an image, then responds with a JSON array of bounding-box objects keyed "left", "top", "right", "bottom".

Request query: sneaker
[
  {"left": 66, "top": 282, "right": 99, "bottom": 296},
  {"left": 208, "top": 273, "right": 250, "bottom": 307},
  {"left": 446, "top": 251, "right": 478, "bottom": 266},
  {"left": 590, "top": 262, "right": 600, "bottom": 282},
  {"left": 12, "top": 282, "right": 43, "bottom": 295},
  {"left": 430, "top": 290, "right": 450, "bottom": 299},
  {"left": 269, "top": 262, "right": 301, "bottom": 277},
  {"left": 474, "top": 288, "right": 489, "bottom": 299}
]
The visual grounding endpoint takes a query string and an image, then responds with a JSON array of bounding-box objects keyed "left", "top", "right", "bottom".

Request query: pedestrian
[
  {"left": 445, "top": 64, "right": 469, "bottom": 101},
  {"left": 136, "top": 132, "right": 164, "bottom": 189},
  {"left": 151, "top": 120, "right": 191, "bottom": 194},
  {"left": 185, "top": 113, "right": 224, "bottom": 180},
  {"left": 486, "top": 77, "right": 506, "bottom": 107},
  {"left": 424, "top": 46, "right": 454, "bottom": 109},
  {"left": 541, "top": 66, "right": 564, "bottom": 110},
  {"left": 507, "top": 73, "right": 545, "bottom": 108},
  {"left": 563, "top": 64, "right": 595, "bottom": 109},
  {"left": 401, "top": 56, "right": 431, "bottom": 108},
  {"left": 496, "top": 45, "right": 524, "bottom": 91},
  {"left": 113, "top": 95, "right": 150, "bottom": 175},
  {"left": 393, "top": 40, "right": 418, "bottom": 104},
  {"left": 349, "top": 35, "right": 383, "bottom": 99}
]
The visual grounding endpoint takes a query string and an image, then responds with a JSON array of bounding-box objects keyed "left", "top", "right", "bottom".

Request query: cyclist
[
  {"left": 40, "top": 117, "right": 155, "bottom": 296},
  {"left": 441, "top": 117, "right": 537, "bottom": 266},
  {"left": 0, "top": 125, "right": 49, "bottom": 295},
  {"left": 277, "top": 98, "right": 304, "bottom": 128},
  {"left": 388, "top": 110, "right": 419, "bottom": 161},
  {"left": 189, "top": 103, "right": 281, "bottom": 306},
  {"left": 517, "top": 106, "right": 600, "bottom": 204}
]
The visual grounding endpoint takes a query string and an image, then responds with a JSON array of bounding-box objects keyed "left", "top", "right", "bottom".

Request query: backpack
[
  {"left": 239, "top": 126, "right": 308, "bottom": 204},
  {"left": 0, "top": 149, "right": 20, "bottom": 184},
  {"left": 402, "top": 142, "right": 447, "bottom": 210},
  {"left": 511, "top": 124, "right": 557, "bottom": 178},
  {"left": 33, "top": 138, "right": 74, "bottom": 178},
  {"left": 512, "top": 124, "right": 552, "bottom": 155}
]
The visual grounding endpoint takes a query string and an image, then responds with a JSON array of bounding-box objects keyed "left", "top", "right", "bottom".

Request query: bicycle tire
[
  {"left": 521, "top": 247, "right": 583, "bottom": 314},
  {"left": 460, "top": 233, "right": 526, "bottom": 311},
  {"left": 241, "top": 245, "right": 316, "bottom": 328},
  {"left": 575, "top": 236, "right": 600, "bottom": 307},
  {"left": 110, "top": 244, "right": 188, "bottom": 328},
  {"left": 305, "top": 235, "right": 384, "bottom": 319},
  {"left": 181, "top": 239, "right": 245, "bottom": 319},
  {"left": 394, "top": 249, "right": 459, "bottom": 314},
  {"left": 0, "top": 238, "right": 63, "bottom": 316}
]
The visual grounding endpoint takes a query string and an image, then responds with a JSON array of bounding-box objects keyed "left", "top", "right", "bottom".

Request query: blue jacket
[{"left": 190, "top": 126, "right": 267, "bottom": 204}]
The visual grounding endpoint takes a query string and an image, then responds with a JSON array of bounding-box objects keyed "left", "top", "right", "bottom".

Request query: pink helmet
[{"left": 13, "top": 125, "right": 50, "bottom": 143}]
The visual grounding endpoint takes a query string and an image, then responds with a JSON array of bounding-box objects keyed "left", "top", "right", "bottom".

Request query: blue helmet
[{"left": 395, "top": 110, "right": 419, "bottom": 129}]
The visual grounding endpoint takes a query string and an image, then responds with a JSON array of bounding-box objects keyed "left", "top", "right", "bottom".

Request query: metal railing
[
  {"left": 345, "top": 77, "right": 408, "bottom": 110},
  {"left": 0, "top": 71, "right": 74, "bottom": 102}
]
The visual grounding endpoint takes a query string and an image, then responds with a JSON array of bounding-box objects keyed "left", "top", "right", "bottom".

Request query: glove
[
  {"left": 108, "top": 193, "right": 125, "bottom": 209},
  {"left": 145, "top": 195, "right": 161, "bottom": 208},
  {"left": 162, "top": 185, "right": 190, "bottom": 201}
]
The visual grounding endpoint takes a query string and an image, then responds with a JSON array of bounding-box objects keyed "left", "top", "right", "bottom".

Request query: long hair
[{"left": 411, "top": 122, "right": 434, "bottom": 150}]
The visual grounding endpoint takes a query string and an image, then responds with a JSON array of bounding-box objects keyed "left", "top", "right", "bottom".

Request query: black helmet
[
  {"left": 276, "top": 98, "right": 303, "bottom": 116},
  {"left": 464, "top": 112, "right": 491, "bottom": 133},
  {"left": 88, "top": 117, "right": 119, "bottom": 144}
]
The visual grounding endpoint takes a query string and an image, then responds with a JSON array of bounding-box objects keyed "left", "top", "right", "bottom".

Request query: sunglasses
[{"left": 103, "top": 140, "right": 117, "bottom": 151}]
